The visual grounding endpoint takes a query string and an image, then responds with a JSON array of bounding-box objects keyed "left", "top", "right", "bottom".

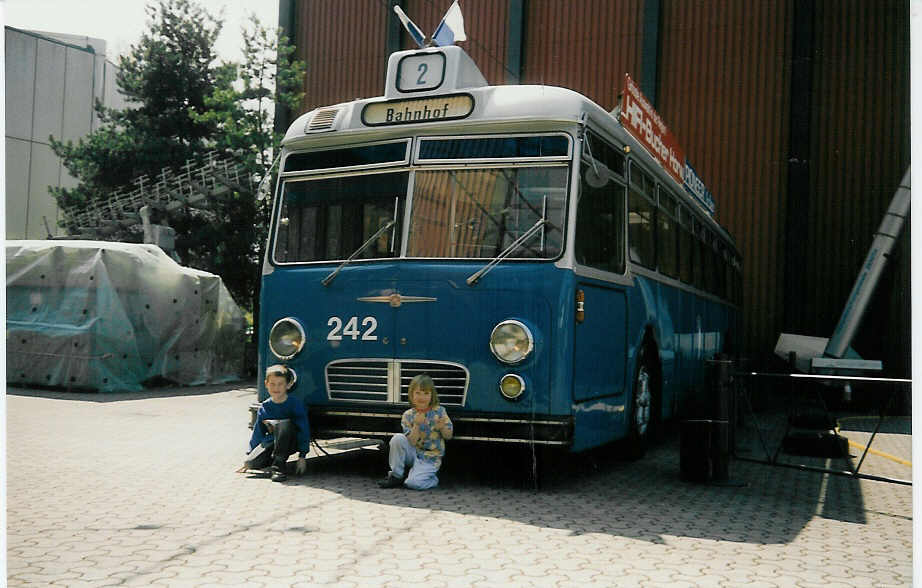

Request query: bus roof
[
  {"left": 282, "top": 46, "right": 736, "bottom": 252},
  {"left": 283, "top": 83, "right": 601, "bottom": 146}
]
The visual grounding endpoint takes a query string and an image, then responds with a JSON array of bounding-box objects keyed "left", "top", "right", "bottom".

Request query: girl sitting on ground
[{"left": 378, "top": 374, "right": 453, "bottom": 490}]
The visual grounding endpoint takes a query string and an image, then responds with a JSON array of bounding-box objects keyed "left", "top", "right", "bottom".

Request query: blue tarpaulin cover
[{"left": 6, "top": 240, "right": 246, "bottom": 392}]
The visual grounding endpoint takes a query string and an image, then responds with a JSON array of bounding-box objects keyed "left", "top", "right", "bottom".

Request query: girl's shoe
[{"left": 377, "top": 473, "right": 404, "bottom": 488}]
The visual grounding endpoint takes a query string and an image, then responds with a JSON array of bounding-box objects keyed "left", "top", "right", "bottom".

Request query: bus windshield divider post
[
  {"left": 466, "top": 217, "right": 548, "bottom": 286},
  {"left": 321, "top": 219, "right": 396, "bottom": 286},
  {"left": 390, "top": 196, "right": 399, "bottom": 254},
  {"left": 540, "top": 195, "right": 548, "bottom": 254}
]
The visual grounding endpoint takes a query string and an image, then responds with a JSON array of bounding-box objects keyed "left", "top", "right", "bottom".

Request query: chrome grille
[
  {"left": 325, "top": 359, "right": 467, "bottom": 406},
  {"left": 326, "top": 360, "right": 389, "bottom": 402},
  {"left": 398, "top": 361, "right": 467, "bottom": 406}
]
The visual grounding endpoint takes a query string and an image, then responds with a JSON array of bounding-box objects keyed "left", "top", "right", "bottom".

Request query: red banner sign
[{"left": 620, "top": 74, "right": 685, "bottom": 186}]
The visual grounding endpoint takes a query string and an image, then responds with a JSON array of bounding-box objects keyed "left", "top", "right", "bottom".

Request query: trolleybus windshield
[
  {"left": 274, "top": 171, "right": 408, "bottom": 263},
  {"left": 406, "top": 166, "right": 567, "bottom": 258},
  {"left": 273, "top": 137, "right": 570, "bottom": 264}
]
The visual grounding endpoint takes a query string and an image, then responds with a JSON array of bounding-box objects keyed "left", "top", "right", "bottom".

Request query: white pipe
[{"left": 824, "top": 167, "right": 911, "bottom": 358}]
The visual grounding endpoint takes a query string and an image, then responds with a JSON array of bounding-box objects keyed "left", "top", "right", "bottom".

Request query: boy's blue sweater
[{"left": 248, "top": 395, "right": 311, "bottom": 456}]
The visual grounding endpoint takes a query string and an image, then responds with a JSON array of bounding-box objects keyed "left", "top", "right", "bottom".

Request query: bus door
[
  {"left": 569, "top": 156, "right": 630, "bottom": 447},
  {"left": 572, "top": 280, "right": 628, "bottom": 403}
]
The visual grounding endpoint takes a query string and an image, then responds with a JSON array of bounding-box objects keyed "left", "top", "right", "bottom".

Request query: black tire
[{"left": 625, "top": 342, "right": 658, "bottom": 459}]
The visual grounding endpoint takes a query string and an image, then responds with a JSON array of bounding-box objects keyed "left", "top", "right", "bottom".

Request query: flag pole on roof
[
  {"left": 393, "top": 5, "right": 426, "bottom": 48},
  {"left": 393, "top": 1, "right": 467, "bottom": 49}
]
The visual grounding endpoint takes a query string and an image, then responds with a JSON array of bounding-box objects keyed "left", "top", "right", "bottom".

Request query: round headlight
[
  {"left": 489, "top": 320, "right": 534, "bottom": 364},
  {"left": 268, "top": 318, "right": 305, "bottom": 359},
  {"left": 499, "top": 374, "right": 525, "bottom": 400}
]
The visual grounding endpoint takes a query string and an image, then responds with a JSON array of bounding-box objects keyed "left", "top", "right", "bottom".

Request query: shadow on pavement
[
  {"left": 6, "top": 380, "right": 257, "bottom": 402},
  {"left": 268, "top": 429, "right": 875, "bottom": 546}
]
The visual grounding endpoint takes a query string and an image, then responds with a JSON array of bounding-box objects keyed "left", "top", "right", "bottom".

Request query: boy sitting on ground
[{"left": 244, "top": 364, "right": 311, "bottom": 482}]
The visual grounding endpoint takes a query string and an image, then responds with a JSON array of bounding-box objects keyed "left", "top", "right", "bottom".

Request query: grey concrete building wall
[{"left": 4, "top": 27, "right": 125, "bottom": 239}]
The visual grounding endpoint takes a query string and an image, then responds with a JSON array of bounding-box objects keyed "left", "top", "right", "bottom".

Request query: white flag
[
  {"left": 394, "top": 5, "right": 426, "bottom": 48},
  {"left": 432, "top": 0, "right": 467, "bottom": 46}
]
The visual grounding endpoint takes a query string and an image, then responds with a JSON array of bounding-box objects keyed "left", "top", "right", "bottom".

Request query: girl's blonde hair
[{"left": 408, "top": 374, "right": 439, "bottom": 408}]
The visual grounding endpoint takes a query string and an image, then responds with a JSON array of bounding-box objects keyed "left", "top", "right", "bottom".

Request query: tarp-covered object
[{"left": 6, "top": 240, "right": 246, "bottom": 392}]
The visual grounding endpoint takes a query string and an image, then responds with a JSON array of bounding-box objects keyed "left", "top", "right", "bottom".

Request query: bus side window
[
  {"left": 732, "top": 254, "right": 740, "bottom": 303},
  {"left": 714, "top": 244, "right": 727, "bottom": 299},
  {"left": 725, "top": 255, "right": 733, "bottom": 303},
  {"left": 694, "top": 222, "right": 709, "bottom": 292},
  {"left": 575, "top": 166, "right": 625, "bottom": 273},
  {"left": 657, "top": 191, "right": 679, "bottom": 278},
  {"left": 679, "top": 210, "right": 694, "bottom": 285},
  {"left": 628, "top": 166, "right": 656, "bottom": 268},
  {"left": 703, "top": 235, "right": 717, "bottom": 295},
  {"left": 707, "top": 234, "right": 720, "bottom": 295}
]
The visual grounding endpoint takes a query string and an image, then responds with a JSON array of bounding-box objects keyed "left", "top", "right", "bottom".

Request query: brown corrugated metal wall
[
  {"left": 297, "top": 0, "right": 390, "bottom": 108},
  {"left": 658, "top": 1, "right": 793, "bottom": 364},
  {"left": 801, "top": 0, "right": 910, "bottom": 375},
  {"left": 289, "top": 0, "right": 910, "bottom": 375},
  {"left": 521, "top": 0, "right": 643, "bottom": 109}
]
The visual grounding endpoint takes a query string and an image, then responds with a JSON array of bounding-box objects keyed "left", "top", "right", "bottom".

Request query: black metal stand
[{"left": 734, "top": 370, "right": 911, "bottom": 486}]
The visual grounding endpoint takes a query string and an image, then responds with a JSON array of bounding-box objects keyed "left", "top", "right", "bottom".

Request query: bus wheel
[{"left": 626, "top": 345, "right": 656, "bottom": 459}]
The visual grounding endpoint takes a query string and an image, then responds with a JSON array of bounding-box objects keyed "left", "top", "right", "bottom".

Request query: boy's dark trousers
[{"left": 248, "top": 420, "right": 298, "bottom": 469}]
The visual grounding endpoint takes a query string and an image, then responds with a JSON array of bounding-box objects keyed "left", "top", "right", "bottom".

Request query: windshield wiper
[
  {"left": 322, "top": 219, "right": 396, "bottom": 286},
  {"left": 466, "top": 218, "right": 548, "bottom": 286}
]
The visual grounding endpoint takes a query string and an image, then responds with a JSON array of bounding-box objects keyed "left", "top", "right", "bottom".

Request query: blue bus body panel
[
  {"left": 568, "top": 272, "right": 732, "bottom": 452},
  {"left": 260, "top": 260, "right": 735, "bottom": 452},
  {"left": 259, "top": 262, "right": 574, "bottom": 419}
]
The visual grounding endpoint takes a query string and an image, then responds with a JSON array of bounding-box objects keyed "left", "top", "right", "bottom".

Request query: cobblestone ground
[{"left": 7, "top": 384, "right": 913, "bottom": 587}]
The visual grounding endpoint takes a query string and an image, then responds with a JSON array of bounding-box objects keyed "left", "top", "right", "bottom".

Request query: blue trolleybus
[{"left": 258, "top": 45, "right": 741, "bottom": 455}]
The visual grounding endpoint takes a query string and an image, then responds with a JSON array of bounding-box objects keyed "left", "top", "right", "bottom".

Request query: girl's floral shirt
[{"left": 401, "top": 405, "right": 453, "bottom": 463}]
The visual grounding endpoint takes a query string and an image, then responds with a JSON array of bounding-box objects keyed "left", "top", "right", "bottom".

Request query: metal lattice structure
[{"left": 66, "top": 151, "right": 254, "bottom": 238}]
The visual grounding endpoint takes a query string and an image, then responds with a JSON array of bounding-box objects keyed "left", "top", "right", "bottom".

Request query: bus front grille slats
[{"left": 325, "top": 359, "right": 467, "bottom": 406}]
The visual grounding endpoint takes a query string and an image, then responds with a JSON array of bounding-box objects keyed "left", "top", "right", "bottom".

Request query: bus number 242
[{"left": 327, "top": 316, "right": 378, "bottom": 341}]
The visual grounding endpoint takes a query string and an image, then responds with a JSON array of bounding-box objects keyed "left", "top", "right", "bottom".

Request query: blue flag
[{"left": 432, "top": 0, "right": 467, "bottom": 46}]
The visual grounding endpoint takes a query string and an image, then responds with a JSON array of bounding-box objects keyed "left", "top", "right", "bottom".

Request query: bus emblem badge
[{"left": 356, "top": 293, "right": 438, "bottom": 308}]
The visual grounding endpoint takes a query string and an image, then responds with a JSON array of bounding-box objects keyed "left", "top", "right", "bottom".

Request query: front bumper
[{"left": 309, "top": 406, "right": 573, "bottom": 446}]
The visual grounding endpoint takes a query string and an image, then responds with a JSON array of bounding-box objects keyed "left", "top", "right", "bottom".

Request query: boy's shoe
[
  {"left": 270, "top": 464, "right": 288, "bottom": 482},
  {"left": 377, "top": 473, "right": 404, "bottom": 488}
]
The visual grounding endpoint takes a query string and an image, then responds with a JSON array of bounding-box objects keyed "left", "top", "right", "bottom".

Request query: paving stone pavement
[{"left": 6, "top": 383, "right": 913, "bottom": 587}]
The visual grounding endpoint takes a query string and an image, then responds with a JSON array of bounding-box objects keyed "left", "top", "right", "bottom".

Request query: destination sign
[
  {"left": 620, "top": 74, "right": 685, "bottom": 185},
  {"left": 362, "top": 94, "right": 474, "bottom": 126},
  {"left": 683, "top": 162, "right": 716, "bottom": 215},
  {"left": 619, "top": 74, "right": 717, "bottom": 216}
]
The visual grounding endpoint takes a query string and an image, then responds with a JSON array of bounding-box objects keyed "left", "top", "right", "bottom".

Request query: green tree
[
  {"left": 51, "top": 0, "right": 226, "bottom": 212},
  {"left": 49, "top": 0, "right": 306, "bottom": 317},
  {"left": 186, "top": 14, "right": 305, "bottom": 315}
]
